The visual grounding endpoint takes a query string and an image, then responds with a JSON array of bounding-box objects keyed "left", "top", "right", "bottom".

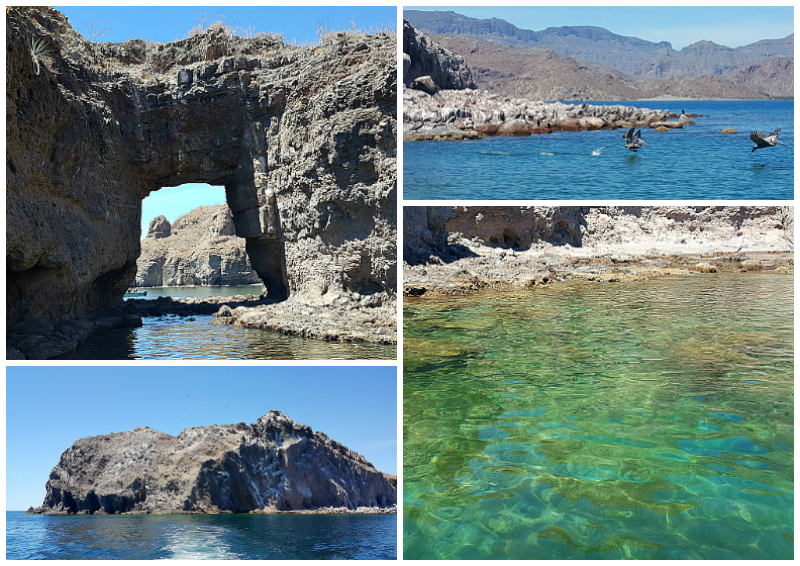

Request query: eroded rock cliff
[
  {"left": 404, "top": 206, "right": 794, "bottom": 296},
  {"left": 28, "top": 410, "right": 396, "bottom": 515},
  {"left": 137, "top": 206, "right": 260, "bottom": 287},
  {"left": 7, "top": 8, "right": 396, "bottom": 331}
]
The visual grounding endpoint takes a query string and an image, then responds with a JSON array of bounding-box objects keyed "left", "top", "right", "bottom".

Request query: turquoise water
[
  {"left": 6, "top": 512, "right": 396, "bottom": 559},
  {"left": 404, "top": 99, "right": 793, "bottom": 200},
  {"left": 56, "top": 315, "right": 395, "bottom": 360},
  {"left": 404, "top": 274, "right": 793, "bottom": 559}
]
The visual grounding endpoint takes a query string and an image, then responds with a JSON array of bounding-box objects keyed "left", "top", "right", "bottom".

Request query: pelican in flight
[
  {"left": 623, "top": 127, "right": 648, "bottom": 152},
  {"left": 750, "top": 129, "right": 787, "bottom": 152}
]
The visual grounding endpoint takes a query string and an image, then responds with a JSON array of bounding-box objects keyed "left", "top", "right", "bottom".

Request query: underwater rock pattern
[{"left": 27, "top": 410, "right": 396, "bottom": 515}]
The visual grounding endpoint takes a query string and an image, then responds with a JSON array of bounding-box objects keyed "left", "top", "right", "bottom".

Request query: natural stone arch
[{"left": 7, "top": 8, "right": 396, "bottom": 329}]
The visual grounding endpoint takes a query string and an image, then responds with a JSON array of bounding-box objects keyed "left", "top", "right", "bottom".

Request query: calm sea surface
[
  {"left": 7, "top": 512, "right": 397, "bottom": 560},
  {"left": 55, "top": 315, "right": 395, "bottom": 360},
  {"left": 404, "top": 273, "right": 793, "bottom": 559},
  {"left": 404, "top": 100, "right": 793, "bottom": 200},
  {"left": 61, "top": 285, "right": 395, "bottom": 360}
]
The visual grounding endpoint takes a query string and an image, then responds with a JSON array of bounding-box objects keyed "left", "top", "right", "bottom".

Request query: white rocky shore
[
  {"left": 404, "top": 206, "right": 793, "bottom": 296},
  {"left": 404, "top": 87, "right": 697, "bottom": 140}
]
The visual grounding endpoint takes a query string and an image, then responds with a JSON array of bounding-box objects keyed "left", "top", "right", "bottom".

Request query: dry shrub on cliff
[{"left": 316, "top": 18, "right": 396, "bottom": 46}]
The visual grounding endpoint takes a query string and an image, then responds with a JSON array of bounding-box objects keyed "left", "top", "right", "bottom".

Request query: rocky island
[
  {"left": 7, "top": 8, "right": 396, "bottom": 358},
  {"left": 27, "top": 410, "right": 396, "bottom": 515}
]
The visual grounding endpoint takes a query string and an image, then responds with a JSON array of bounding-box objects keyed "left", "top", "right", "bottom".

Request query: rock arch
[{"left": 7, "top": 8, "right": 397, "bottom": 328}]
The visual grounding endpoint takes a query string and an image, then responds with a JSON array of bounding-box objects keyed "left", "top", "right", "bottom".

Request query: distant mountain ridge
[
  {"left": 427, "top": 33, "right": 777, "bottom": 101},
  {"left": 406, "top": 10, "right": 794, "bottom": 79}
]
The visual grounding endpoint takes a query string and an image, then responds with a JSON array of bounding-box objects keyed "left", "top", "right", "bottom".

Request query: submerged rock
[{"left": 27, "top": 410, "right": 396, "bottom": 515}]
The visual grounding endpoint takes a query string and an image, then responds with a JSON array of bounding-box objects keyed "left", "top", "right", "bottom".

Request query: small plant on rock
[{"left": 27, "top": 35, "right": 51, "bottom": 75}]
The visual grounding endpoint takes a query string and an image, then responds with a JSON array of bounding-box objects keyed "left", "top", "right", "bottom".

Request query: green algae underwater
[{"left": 403, "top": 273, "right": 793, "bottom": 559}]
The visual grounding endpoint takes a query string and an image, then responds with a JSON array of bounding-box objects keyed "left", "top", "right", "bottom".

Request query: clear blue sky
[
  {"left": 407, "top": 7, "right": 793, "bottom": 50},
  {"left": 53, "top": 6, "right": 398, "bottom": 235},
  {"left": 7, "top": 366, "right": 397, "bottom": 511},
  {"left": 55, "top": 6, "right": 397, "bottom": 44}
]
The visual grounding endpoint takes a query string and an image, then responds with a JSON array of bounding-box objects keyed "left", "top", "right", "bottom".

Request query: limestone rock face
[
  {"left": 403, "top": 19, "right": 475, "bottom": 89},
  {"left": 7, "top": 8, "right": 396, "bottom": 328},
  {"left": 405, "top": 206, "right": 794, "bottom": 262},
  {"left": 28, "top": 410, "right": 396, "bottom": 515},
  {"left": 137, "top": 205, "right": 260, "bottom": 287}
]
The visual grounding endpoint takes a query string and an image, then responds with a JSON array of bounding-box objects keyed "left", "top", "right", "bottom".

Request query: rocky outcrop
[
  {"left": 404, "top": 88, "right": 693, "bottom": 140},
  {"left": 145, "top": 216, "right": 171, "bottom": 239},
  {"left": 404, "top": 206, "right": 794, "bottom": 296},
  {"left": 137, "top": 205, "right": 260, "bottom": 287},
  {"left": 7, "top": 8, "right": 396, "bottom": 333},
  {"left": 403, "top": 19, "right": 475, "bottom": 89},
  {"left": 27, "top": 410, "right": 396, "bottom": 515}
]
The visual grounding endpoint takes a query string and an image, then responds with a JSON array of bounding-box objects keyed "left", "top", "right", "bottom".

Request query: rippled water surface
[
  {"left": 404, "top": 100, "right": 793, "bottom": 200},
  {"left": 7, "top": 512, "right": 396, "bottom": 560},
  {"left": 56, "top": 315, "right": 395, "bottom": 360},
  {"left": 404, "top": 274, "right": 793, "bottom": 559}
]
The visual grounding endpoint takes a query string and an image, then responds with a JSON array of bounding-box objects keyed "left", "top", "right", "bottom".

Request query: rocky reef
[
  {"left": 27, "top": 410, "right": 396, "bottom": 515},
  {"left": 7, "top": 8, "right": 396, "bottom": 356},
  {"left": 137, "top": 206, "right": 260, "bottom": 287},
  {"left": 404, "top": 88, "right": 696, "bottom": 140},
  {"left": 404, "top": 206, "right": 794, "bottom": 296}
]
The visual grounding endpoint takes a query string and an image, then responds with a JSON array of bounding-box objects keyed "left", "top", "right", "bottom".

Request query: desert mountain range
[{"left": 405, "top": 10, "right": 793, "bottom": 99}]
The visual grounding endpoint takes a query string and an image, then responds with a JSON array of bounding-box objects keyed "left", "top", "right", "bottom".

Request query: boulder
[{"left": 145, "top": 216, "right": 172, "bottom": 239}]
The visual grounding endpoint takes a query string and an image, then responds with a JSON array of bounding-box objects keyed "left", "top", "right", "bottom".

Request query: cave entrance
[{"left": 137, "top": 181, "right": 289, "bottom": 301}]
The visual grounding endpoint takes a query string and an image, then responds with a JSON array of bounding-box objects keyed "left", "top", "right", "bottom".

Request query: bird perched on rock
[
  {"left": 750, "top": 129, "right": 788, "bottom": 152},
  {"left": 623, "top": 127, "right": 648, "bottom": 152}
]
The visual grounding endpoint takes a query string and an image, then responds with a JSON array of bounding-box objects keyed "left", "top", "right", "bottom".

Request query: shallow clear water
[
  {"left": 404, "top": 100, "right": 793, "bottom": 200},
  {"left": 403, "top": 273, "right": 793, "bottom": 559},
  {"left": 56, "top": 315, "right": 395, "bottom": 360},
  {"left": 124, "top": 285, "right": 264, "bottom": 301},
  {"left": 6, "top": 512, "right": 396, "bottom": 560}
]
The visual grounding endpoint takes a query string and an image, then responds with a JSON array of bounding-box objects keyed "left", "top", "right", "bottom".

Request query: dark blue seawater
[
  {"left": 6, "top": 512, "right": 397, "bottom": 560},
  {"left": 404, "top": 100, "right": 793, "bottom": 200}
]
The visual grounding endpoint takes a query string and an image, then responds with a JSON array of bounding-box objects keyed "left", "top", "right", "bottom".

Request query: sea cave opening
[{"left": 132, "top": 183, "right": 265, "bottom": 300}]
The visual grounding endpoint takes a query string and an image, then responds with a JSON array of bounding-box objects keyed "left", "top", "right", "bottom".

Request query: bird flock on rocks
[{"left": 621, "top": 127, "right": 788, "bottom": 153}]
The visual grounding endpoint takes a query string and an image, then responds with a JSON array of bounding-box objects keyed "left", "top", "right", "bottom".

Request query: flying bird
[
  {"left": 623, "top": 127, "right": 648, "bottom": 152},
  {"left": 750, "top": 129, "right": 787, "bottom": 152}
]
